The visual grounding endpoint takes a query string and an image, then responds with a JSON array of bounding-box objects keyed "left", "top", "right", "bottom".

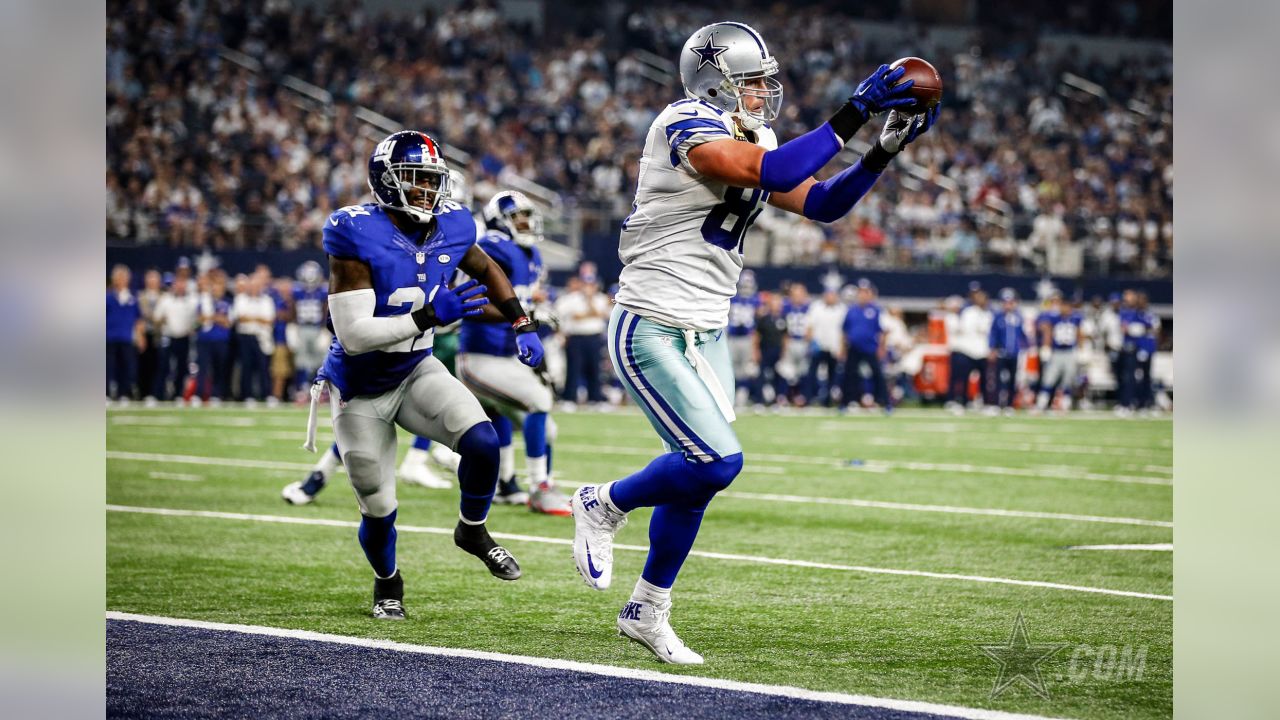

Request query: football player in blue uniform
[
  {"left": 457, "top": 190, "right": 571, "bottom": 515},
  {"left": 1118, "top": 291, "right": 1161, "bottom": 415},
  {"left": 987, "top": 288, "right": 1029, "bottom": 414},
  {"left": 291, "top": 261, "right": 329, "bottom": 400},
  {"left": 726, "top": 270, "right": 761, "bottom": 404},
  {"left": 1034, "top": 291, "right": 1084, "bottom": 412},
  {"left": 300, "top": 131, "right": 545, "bottom": 620}
]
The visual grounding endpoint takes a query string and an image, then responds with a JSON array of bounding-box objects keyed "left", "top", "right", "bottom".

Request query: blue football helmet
[
  {"left": 484, "top": 190, "right": 543, "bottom": 247},
  {"left": 367, "top": 130, "right": 453, "bottom": 223}
]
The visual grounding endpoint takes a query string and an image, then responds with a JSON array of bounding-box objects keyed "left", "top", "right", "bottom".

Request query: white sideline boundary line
[
  {"left": 106, "top": 504, "right": 1173, "bottom": 602},
  {"left": 105, "top": 611, "right": 1072, "bottom": 720},
  {"left": 105, "top": 451, "right": 1172, "bottom": 528},
  {"left": 1067, "top": 543, "right": 1173, "bottom": 551}
]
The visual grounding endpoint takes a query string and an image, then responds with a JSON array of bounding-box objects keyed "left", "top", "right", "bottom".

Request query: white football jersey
[{"left": 614, "top": 99, "right": 777, "bottom": 331}]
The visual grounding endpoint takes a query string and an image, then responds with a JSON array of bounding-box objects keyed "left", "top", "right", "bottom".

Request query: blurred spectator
[
  {"left": 106, "top": 265, "right": 145, "bottom": 401},
  {"left": 751, "top": 293, "right": 789, "bottom": 406},
  {"left": 1118, "top": 290, "right": 1160, "bottom": 415},
  {"left": 804, "top": 288, "right": 847, "bottom": 407},
  {"left": 150, "top": 274, "right": 199, "bottom": 401},
  {"left": 841, "top": 282, "right": 890, "bottom": 411},
  {"left": 779, "top": 284, "right": 812, "bottom": 406},
  {"left": 269, "top": 278, "right": 295, "bottom": 404},
  {"left": 947, "top": 287, "right": 993, "bottom": 412},
  {"left": 137, "top": 269, "right": 164, "bottom": 402},
  {"left": 987, "top": 288, "right": 1030, "bottom": 413},
  {"left": 233, "top": 274, "right": 276, "bottom": 402},
  {"left": 196, "top": 269, "right": 234, "bottom": 403},
  {"left": 555, "top": 274, "right": 610, "bottom": 405}
]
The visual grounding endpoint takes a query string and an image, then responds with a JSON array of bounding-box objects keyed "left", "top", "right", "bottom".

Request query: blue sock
[
  {"left": 329, "top": 443, "right": 341, "bottom": 460},
  {"left": 642, "top": 499, "right": 709, "bottom": 588},
  {"left": 523, "top": 412, "right": 548, "bottom": 458},
  {"left": 608, "top": 452, "right": 743, "bottom": 512},
  {"left": 456, "top": 423, "right": 500, "bottom": 523},
  {"left": 358, "top": 509, "right": 397, "bottom": 578},
  {"left": 412, "top": 435, "right": 431, "bottom": 451},
  {"left": 491, "top": 414, "right": 513, "bottom": 446}
]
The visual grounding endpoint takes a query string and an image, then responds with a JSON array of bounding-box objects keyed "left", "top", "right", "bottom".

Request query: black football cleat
[
  {"left": 454, "top": 521, "right": 521, "bottom": 581},
  {"left": 372, "top": 570, "right": 405, "bottom": 620}
]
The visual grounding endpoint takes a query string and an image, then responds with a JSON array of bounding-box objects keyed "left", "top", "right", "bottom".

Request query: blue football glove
[
  {"left": 428, "top": 279, "right": 488, "bottom": 326},
  {"left": 848, "top": 64, "right": 918, "bottom": 120},
  {"left": 515, "top": 329, "right": 544, "bottom": 367},
  {"left": 878, "top": 103, "right": 941, "bottom": 153}
]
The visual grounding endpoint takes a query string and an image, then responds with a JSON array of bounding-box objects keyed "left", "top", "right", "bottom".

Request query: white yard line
[
  {"left": 147, "top": 472, "right": 203, "bottom": 482},
  {"left": 106, "top": 611, "right": 1072, "bottom": 720},
  {"left": 106, "top": 451, "right": 1170, "bottom": 527},
  {"left": 862, "top": 435, "right": 1170, "bottom": 460},
  {"left": 553, "top": 444, "right": 1170, "bottom": 485},
  {"left": 1067, "top": 543, "right": 1173, "bottom": 551},
  {"left": 105, "top": 504, "right": 1172, "bottom": 602}
]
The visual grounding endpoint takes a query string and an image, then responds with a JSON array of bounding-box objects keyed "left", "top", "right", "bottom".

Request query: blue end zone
[{"left": 106, "top": 619, "right": 968, "bottom": 719}]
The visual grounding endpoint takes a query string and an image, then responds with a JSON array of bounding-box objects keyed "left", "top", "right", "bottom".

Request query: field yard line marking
[
  {"left": 147, "top": 472, "right": 203, "bottom": 482},
  {"left": 106, "top": 505, "right": 1172, "bottom": 602},
  {"left": 556, "top": 444, "right": 1171, "bottom": 485},
  {"left": 105, "top": 451, "right": 1171, "bottom": 527},
  {"left": 863, "top": 436, "right": 1169, "bottom": 460},
  {"left": 105, "top": 613, "right": 1074, "bottom": 720},
  {"left": 1067, "top": 543, "right": 1173, "bottom": 551}
]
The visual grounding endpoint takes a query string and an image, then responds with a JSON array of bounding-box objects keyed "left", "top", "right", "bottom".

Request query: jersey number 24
[{"left": 701, "top": 187, "right": 768, "bottom": 254}]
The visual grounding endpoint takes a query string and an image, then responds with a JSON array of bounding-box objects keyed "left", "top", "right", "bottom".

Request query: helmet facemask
[
  {"left": 720, "top": 55, "right": 783, "bottom": 131},
  {"left": 380, "top": 164, "right": 452, "bottom": 223},
  {"left": 506, "top": 208, "right": 545, "bottom": 248}
]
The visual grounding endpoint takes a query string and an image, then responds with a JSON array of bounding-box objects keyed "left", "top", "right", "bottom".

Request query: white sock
[
  {"left": 316, "top": 447, "right": 341, "bottom": 478},
  {"left": 597, "top": 481, "right": 624, "bottom": 515},
  {"left": 631, "top": 577, "right": 671, "bottom": 606},
  {"left": 1036, "top": 392, "right": 1050, "bottom": 410},
  {"left": 527, "top": 454, "right": 548, "bottom": 487},
  {"left": 499, "top": 443, "right": 516, "bottom": 482}
]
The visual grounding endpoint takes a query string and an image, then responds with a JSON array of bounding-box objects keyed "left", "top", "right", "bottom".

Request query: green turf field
[{"left": 107, "top": 406, "right": 1172, "bottom": 720}]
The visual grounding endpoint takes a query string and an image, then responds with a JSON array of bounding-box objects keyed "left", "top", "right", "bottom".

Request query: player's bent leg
[
  {"left": 282, "top": 443, "right": 341, "bottom": 505},
  {"left": 452, "top": 422, "right": 521, "bottom": 580}
]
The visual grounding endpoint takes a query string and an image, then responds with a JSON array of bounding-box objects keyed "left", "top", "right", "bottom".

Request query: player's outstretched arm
[
  {"left": 769, "top": 104, "right": 941, "bottom": 222},
  {"left": 459, "top": 245, "right": 544, "bottom": 366},
  {"left": 327, "top": 255, "right": 487, "bottom": 355},
  {"left": 688, "top": 64, "right": 917, "bottom": 192}
]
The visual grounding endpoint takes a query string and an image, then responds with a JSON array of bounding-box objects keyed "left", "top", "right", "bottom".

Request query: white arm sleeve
[{"left": 328, "top": 289, "right": 421, "bottom": 356}]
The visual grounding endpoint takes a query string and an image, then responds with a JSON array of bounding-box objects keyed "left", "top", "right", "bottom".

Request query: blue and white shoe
[
  {"left": 570, "top": 485, "right": 627, "bottom": 590},
  {"left": 617, "top": 599, "right": 704, "bottom": 665},
  {"left": 282, "top": 471, "right": 326, "bottom": 505}
]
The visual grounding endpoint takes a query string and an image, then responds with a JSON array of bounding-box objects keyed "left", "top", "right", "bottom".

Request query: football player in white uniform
[{"left": 570, "top": 21, "right": 939, "bottom": 663}]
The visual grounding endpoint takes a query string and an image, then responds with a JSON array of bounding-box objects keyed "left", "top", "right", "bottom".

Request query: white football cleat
[
  {"left": 429, "top": 443, "right": 461, "bottom": 473},
  {"left": 617, "top": 599, "right": 704, "bottom": 665},
  {"left": 570, "top": 485, "right": 627, "bottom": 590},
  {"left": 398, "top": 459, "right": 451, "bottom": 489}
]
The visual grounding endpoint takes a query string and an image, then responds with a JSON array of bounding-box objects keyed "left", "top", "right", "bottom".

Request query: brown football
[{"left": 889, "top": 56, "right": 943, "bottom": 113}]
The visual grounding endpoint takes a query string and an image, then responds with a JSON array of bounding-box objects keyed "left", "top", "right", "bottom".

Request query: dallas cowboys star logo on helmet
[{"left": 690, "top": 34, "right": 728, "bottom": 71}]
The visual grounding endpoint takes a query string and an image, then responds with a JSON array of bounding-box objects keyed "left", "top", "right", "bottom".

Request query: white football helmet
[
  {"left": 679, "top": 22, "right": 783, "bottom": 131},
  {"left": 484, "top": 190, "right": 544, "bottom": 248}
]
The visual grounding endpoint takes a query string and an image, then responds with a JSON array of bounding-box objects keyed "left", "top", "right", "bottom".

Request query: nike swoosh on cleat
[{"left": 584, "top": 540, "right": 603, "bottom": 579}]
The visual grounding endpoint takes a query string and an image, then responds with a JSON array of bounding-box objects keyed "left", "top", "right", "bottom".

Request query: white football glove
[{"left": 878, "top": 104, "right": 941, "bottom": 154}]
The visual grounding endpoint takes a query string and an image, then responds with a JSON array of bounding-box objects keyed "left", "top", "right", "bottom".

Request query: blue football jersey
[
  {"left": 727, "top": 294, "right": 760, "bottom": 337},
  {"left": 293, "top": 283, "right": 329, "bottom": 327},
  {"left": 1121, "top": 309, "right": 1159, "bottom": 354},
  {"left": 318, "top": 201, "right": 478, "bottom": 397},
  {"left": 459, "top": 229, "right": 543, "bottom": 357},
  {"left": 843, "top": 302, "right": 883, "bottom": 354},
  {"left": 782, "top": 300, "right": 810, "bottom": 339},
  {"left": 1038, "top": 310, "right": 1083, "bottom": 350}
]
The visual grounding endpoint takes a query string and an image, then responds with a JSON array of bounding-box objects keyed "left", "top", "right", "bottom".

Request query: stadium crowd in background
[
  {"left": 106, "top": 0, "right": 1171, "bottom": 278},
  {"left": 106, "top": 258, "right": 1167, "bottom": 416}
]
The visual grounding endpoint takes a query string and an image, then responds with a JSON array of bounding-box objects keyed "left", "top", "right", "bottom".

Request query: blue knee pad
[
  {"left": 456, "top": 423, "right": 500, "bottom": 523},
  {"left": 688, "top": 452, "right": 743, "bottom": 494}
]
